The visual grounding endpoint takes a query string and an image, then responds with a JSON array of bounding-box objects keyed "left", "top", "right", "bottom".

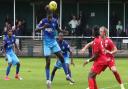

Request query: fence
[{"left": 0, "top": 36, "right": 128, "bottom": 57}]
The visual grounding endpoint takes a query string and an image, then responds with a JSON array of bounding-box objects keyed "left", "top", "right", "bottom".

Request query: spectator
[
  {"left": 2, "top": 22, "right": 12, "bottom": 36},
  {"left": 76, "top": 16, "right": 82, "bottom": 36},
  {"left": 68, "top": 15, "right": 78, "bottom": 35},
  {"left": 14, "top": 20, "right": 24, "bottom": 36},
  {"left": 84, "top": 24, "right": 92, "bottom": 36},
  {"left": 5, "top": 15, "right": 12, "bottom": 24},
  {"left": 116, "top": 20, "right": 123, "bottom": 50},
  {"left": 3, "top": 22, "right": 9, "bottom": 34},
  {"left": 116, "top": 20, "right": 123, "bottom": 36},
  {"left": 110, "top": 12, "right": 119, "bottom": 36}
]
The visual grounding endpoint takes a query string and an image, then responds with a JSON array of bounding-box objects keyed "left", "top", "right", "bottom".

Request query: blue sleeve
[
  {"left": 37, "top": 19, "right": 45, "bottom": 28},
  {"left": 3, "top": 37, "right": 7, "bottom": 48}
]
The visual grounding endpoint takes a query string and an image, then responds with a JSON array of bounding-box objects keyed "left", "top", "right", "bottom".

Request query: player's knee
[
  {"left": 111, "top": 66, "right": 117, "bottom": 72},
  {"left": 8, "top": 63, "right": 12, "bottom": 67},
  {"left": 88, "top": 72, "right": 96, "bottom": 78}
]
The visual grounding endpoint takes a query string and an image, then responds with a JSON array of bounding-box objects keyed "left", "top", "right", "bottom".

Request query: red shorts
[
  {"left": 91, "top": 63, "right": 107, "bottom": 74},
  {"left": 91, "top": 58, "right": 115, "bottom": 74},
  {"left": 107, "top": 57, "right": 115, "bottom": 69}
]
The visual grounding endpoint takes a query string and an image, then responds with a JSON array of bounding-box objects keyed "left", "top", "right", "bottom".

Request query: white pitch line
[{"left": 100, "top": 83, "right": 128, "bottom": 89}]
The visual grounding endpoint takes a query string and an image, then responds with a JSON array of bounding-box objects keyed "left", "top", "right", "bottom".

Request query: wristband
[{"left": 86, "top": 59, "right": 90, "bottom": 63}]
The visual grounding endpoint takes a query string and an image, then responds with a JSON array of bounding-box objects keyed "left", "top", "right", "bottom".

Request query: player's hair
[
  {"left": 100, "top": 26, "right": 108, "bottom": 36},
  {"left": 92, "top": 25, "right": 100, "bottom": 37}
]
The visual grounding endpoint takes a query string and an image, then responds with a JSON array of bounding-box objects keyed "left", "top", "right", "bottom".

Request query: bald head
[
  {"left": 58, "top": 33, "right": 64, "bottom": 41},
  {"left": 100, "top": 26, "right": 108, "bottom": 38}
]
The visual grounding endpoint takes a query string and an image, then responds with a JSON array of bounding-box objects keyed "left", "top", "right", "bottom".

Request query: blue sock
[
  {"left": 6, "top": 66, "right": 11, "bottom": 76},
  {"left": 62, "top": 63, "right": 68, "bottom": 75},
  {"left": 68, "top": 69, "right": 72, "bottom": 77},
  {"left": 51, "top": 74, "right": 54, "bottom": 81},
  {"left": 16, "top": 64, "right": 20, "bottom": 74},
  {"left": 66, "top": 64, "right": 72, "bottom": 77},
  {"left": 46, "top": 68, "right": 50, "bottom": 80}
]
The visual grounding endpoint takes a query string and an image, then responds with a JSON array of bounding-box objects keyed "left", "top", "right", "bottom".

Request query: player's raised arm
[
  {"left": 13, "top": 35, "right": 20, "bottom": 53},
  {"left": 3, "top": 39, "right": 6, "bottom": 54}
]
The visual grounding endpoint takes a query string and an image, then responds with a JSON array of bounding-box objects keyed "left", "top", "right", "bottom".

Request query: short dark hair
[{"left": 92, "top": 25, "right": 100, "bottom": 37}]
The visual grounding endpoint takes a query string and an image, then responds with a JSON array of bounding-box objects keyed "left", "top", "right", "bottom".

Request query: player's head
[
  {"left": 100, "top": 26, "right": 108, "bottom": 38},
  {"left": 47, "top": 14, "right": 52, "bottom": 22},
  {"left": 58, "top": 32, "right": 63, "bottom": 41},
  {"left": 7, "top": 29, "right": 13, "bottom": 36},
  {"left": 92, "top": 25, "right": 100, "bottom": 37}
]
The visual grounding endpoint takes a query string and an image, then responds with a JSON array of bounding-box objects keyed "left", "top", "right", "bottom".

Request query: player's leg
[
  {"left": 110, "top": 66, "right": 125, "bottom": 89},
  {"left": 55, "top": 52, "right": 75, "bottom": 83},
  {"left": 44, "top": 45, "right": 52, "bottom": 89},
  {"left": 5, "top": 63, "right": 12, "bottom": 80},
  {"left": 88, "top": 71, "right": 97, "bottom": 89},
  {"left": 55, "top": 52, "right": 68, "bottom": 75},
  {"left": 45, "top": 56, "right": 51, "bottom": 81},
  {"left": 108, "top": 59, "right": 125, "bottom": 89},
  {"left": 66, "top": 63, "right": 71, "bottom": 78},
  {"left": 15, "top": 62, "right": 21, "bottom": 79},
  {"left": 51, "top": 59, "right": 62, "bottom": 82},
  {"left": 52, "top": 43, "right": 68, "bottom": 75},
  {"left": 5, "top": 54, "right": 12, "bottom": 80},
  {"left": 44, "top": 44, "right": 51, "bottom": 81},
  {"left": 11, "top": 52, "right": 22, "bottom": 80},
  {"left": 51, "top": 67, "right": 58, "bottom": 81},
  {"left": 45, "top": 56, "right": 52, "bottom": 89},
  {"left": 65, "top": 56, "right": 72, "bottom": 78},
  {"left": 88, "top": 63, "right": 108, "bottom": 89}
]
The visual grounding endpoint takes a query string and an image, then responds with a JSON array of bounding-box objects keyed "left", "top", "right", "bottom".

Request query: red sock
[
  {"left": 88, "top": 78, "right": 96, "bottom": 89},
  {"left": 94, "top": 78, "right": 98, "bottom": 89},
  {"left": 113, "top": 71, "right": 122, "bottom": 84}
]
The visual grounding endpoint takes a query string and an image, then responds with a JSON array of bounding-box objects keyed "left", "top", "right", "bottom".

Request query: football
[{"left": 49, "top": 1, "right": 57, "bottom": 11}]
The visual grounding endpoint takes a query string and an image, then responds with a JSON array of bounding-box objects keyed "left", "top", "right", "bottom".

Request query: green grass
[{"left": 0, "top": 58, "right": 127, "bottom": 89}]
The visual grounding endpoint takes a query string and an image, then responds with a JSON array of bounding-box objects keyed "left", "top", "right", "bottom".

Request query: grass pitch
[{"left": 0, "top": 58, "right": 127, "bottom": 89}]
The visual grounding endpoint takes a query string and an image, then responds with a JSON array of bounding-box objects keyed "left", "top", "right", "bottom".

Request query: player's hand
[
  {"left": 83, "top": 60, "right": 89, "bottom": 67},
  {"left": 17, "top": 50, "right": 22, "bottom": 55},
  {"left": 105, "top": 49, "right": 112, "bottom": 54},
  {"left": 71, "top": 61, "right": 75, "bottom": 66},
  {"left": 79, "top": 49, "right": 85, "bottom": 55}
]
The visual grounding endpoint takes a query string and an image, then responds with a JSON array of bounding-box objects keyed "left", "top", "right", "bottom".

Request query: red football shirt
[
  {"left": 104, "top": 37, "right": 115, "bottom": 58},
  {"left": 92, "top": 36, "right": 107, "bottom": 64}
]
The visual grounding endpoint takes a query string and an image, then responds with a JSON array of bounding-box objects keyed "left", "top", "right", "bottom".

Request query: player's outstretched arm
[
  {"left": 14, "top": 42, "right": 21, "bottom": 55},
  {"left": 80, "top": 41, "right": 93, "bottom": 54}
]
